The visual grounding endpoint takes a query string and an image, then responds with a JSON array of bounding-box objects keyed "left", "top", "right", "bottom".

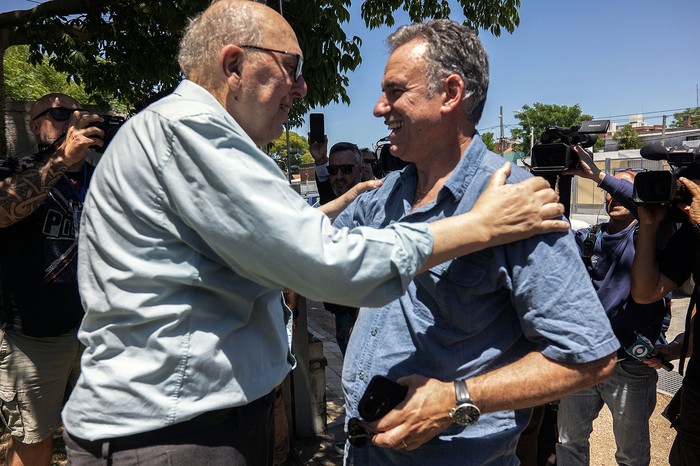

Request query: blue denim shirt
[
  {"left": 335, "top": 135, "right": 619, "bottom": 465},
  {"left": 62, "top": 80, "right": 434, "bottom": 440}
]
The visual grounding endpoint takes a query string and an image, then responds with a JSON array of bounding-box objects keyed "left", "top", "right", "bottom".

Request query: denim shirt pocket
[{"left": 417, "top": 250, "right": 492, "bottom": 329}]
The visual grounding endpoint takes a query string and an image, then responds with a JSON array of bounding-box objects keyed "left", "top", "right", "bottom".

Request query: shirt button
[
  {"left": 359, "top": 371, "right": 365, "bottom": 380},
  {"left": 370, "top": 329, "right": 377, "bottom": 336}
]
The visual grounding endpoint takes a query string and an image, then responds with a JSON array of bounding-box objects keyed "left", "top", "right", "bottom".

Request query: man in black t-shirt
[
  {"left": 0, "top": 93, "right": 103, "bottom": 465},
  {"left": 631, "top": 173, "right": 700, "bottom": 466}
]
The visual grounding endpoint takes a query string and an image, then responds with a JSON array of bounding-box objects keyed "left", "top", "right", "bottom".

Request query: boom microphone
[
  {"left": 621, "top": 331, "right": 674, "bottom": 371},
  {"left": 640, "top": 142, "right": 668, "bottom": 161}
]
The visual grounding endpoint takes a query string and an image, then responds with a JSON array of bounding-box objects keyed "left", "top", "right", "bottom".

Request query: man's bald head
[
  {"left": 178, "top": 0, "right": 295, "bottom": 88},
  {"left": 30, "top": 93, "right": 80, "bottom": 121}
]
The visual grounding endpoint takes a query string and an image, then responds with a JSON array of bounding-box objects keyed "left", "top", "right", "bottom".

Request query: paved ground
[{"left": 297, "top": 294, "right": 690, "bottom": 466}]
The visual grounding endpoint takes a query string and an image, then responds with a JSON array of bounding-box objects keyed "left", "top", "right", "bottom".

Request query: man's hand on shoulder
[
  {"left": 319, "top": 179, "right": 382, "bottom": 221},
  {"left": 470, "top": 162, "right": 569, "bottom": 246}
]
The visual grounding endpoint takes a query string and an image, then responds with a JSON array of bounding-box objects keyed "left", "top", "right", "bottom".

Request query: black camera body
[
  {"left": 633, "top": 143, "right": 700, "bottom": 204},
  {"left": 89, "top": 115, "right": 126, "bottom": 154},
  {"left": 375, "top": 137, "right": 410, "bottom": 176},
  {"left": 530, "top": 120, "right": 610, "bottom": 175}
]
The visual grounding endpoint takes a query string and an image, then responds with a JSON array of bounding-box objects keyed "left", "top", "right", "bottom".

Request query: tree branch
[{"left": 0, "top": 0, "right": 120, "bottom": 29}]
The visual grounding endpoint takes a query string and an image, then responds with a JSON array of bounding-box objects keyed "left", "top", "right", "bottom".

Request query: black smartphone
[
  {"left": 309, "top": 113, "right": 324, "bottom": 144},
  {"left": 358, "top": 375, "right": 407, "bottom": 422}
]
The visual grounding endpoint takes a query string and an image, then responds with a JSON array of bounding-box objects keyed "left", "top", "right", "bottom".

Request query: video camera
[
  {"left": 88, "top": 115, "right": 127, "bottom": 154},
  {"left": 633, "top": 143, "right": 700, "bottom": 204},
  {"left": 530, "top": 120, "right": 610, "bottom": 175},
  {"left": 374, "top": 137, "right": 410, "bottom": 176}
]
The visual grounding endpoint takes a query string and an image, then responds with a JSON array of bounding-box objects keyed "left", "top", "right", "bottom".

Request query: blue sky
[{"left": 4, "top": 0, "right": 699, "bottom": 150}]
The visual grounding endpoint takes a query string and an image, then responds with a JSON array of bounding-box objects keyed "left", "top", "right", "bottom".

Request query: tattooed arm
[
  {"left": 0, "top": 111, "right": 104, "bottom": 228},
  {"left": 0, "top": 157, "right": 71, "bottom": 227}
]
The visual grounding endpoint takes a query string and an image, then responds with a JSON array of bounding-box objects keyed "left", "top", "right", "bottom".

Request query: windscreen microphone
[
  {"left": 622, "top": 331, "right": 674, "bottom": 371},
  {"left": 639, "top": 142, "right": 668, "bottom": 161}
]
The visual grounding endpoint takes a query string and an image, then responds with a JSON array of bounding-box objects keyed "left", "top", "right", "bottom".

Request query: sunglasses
[
  {"left": 347, "top": 417, "right": 374, "bottom": 448},
  {"left": 328, "top": 164, "right": 357, "bottom": 175},
  {"left": 363, "top": 159, "right": 377, "bottom": 165},
  {"left": 31, "top": 107, "right": 77, "bottom": 122},
  {"left": 240, "top": 45, "right": 303, "bottom": 82}
]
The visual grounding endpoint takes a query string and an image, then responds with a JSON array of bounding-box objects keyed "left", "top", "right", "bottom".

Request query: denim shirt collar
[{"left": 395, "top": 132, "right": 488, "bottom": 210}]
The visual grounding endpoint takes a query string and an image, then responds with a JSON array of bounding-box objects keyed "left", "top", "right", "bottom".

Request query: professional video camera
[
  {"left": 88, "top": 115, "right": 127, "bottom": 154},
  {"left": 374, "top": 137, "right": 410, "bottom": 176},
  {"left": 530, "top": 120, "right": 610, "bottom": 175},
  {"left": 633, "top": 143, "right": 700, "bottom": 204}
]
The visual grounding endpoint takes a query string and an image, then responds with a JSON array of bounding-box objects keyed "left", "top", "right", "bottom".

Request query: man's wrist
[{"left": 314, "top": 156, "right": 328, "bottom": 166}]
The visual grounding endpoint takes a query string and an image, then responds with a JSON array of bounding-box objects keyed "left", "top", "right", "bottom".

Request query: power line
[{"left": 479, "top": 106, "right": 699, "bottom": 134}]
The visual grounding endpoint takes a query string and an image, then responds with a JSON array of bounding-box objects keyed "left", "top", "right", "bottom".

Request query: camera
[
  {"left": 530, "top": 120, "right": 610, "bottom": 175},
  {"left": 88, "top": 115, "right": 127, "bottom": 154},
  {"left": 633, "top": 143, "right": 700, "bottom": 204},
  {"left": 375, "top": 137, "right": 410, "bottom": 176}
]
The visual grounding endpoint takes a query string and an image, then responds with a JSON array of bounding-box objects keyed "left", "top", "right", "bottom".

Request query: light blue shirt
[
  {"left": 335, "top": 135, "right": 619, "bottom": 466},
  {"left": 62, "top": 80, "right": 433, "bottom": 440}
]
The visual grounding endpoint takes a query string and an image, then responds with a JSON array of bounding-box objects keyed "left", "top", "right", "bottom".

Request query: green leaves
[
  {"left": 3, "top": 0, "right": 521, "bottom": 116},
  {"left": 512, "top": 103, "right": 593, "bottom": 153},
  {"left": 613, "top": 124, "right": 643, "bottom": 150}
]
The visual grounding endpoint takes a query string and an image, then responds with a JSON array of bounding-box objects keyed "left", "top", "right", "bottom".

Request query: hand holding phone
[
  {"left": 309, "top": 113, "right": 325, "bottom": 144},
  {"left": 358, "top": 375, "right": 408, "bottom": 422}
]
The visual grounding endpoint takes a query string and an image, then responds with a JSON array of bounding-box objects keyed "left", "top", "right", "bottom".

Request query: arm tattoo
[{"left": 0, "top": 159, "right": 69, "bottom": 227}]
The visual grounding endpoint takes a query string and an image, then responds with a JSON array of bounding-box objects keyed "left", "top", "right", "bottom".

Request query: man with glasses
[
  {"left": 0, "top": 93, "right": 103, "bottom": 466},
  {"left": 320, "top": 142, "right": 364, "bottom": 357},
  {"left": 60, "top": 2, "right": 570, "bottom": 464},
  {"left": 360, "top": 147, "right": 378, "bottom": 182},
  {"left": 554, "top": 148, "right": 670, "bottom": 466},
  {"left": 328, "top": 142, "right": 362, "bottom": 200}
]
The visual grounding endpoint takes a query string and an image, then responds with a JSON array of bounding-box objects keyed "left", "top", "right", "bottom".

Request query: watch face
[{"left": 452, "top": 403, "right": 480, "bottom": 426}]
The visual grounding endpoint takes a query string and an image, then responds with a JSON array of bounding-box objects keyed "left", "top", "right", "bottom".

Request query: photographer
[
  {"left": 552, "top": 146, "right": 670, "bottom": 466},
  {"left": 0, "top": 93, "right": 103, "bottom": 466},
  {"left": 631, "top": 173, "right": 700, "bottom": 466}
]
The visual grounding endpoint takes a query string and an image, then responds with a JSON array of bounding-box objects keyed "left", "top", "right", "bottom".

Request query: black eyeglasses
[
  {"left": 328, "top": 164, "right": 357, "bottom": 175},
  {"left": 240, "top": 44, "right": 303, "bottom": 82},
  {"left": 363, "top": 159, "right": 377, "bottom": 165},
  {"left": 31, "top": 107, "right": 77, "bottom": 122}
]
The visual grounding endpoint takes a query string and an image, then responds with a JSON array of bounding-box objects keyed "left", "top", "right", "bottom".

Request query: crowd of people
[{"left": 0, "top": 1, "right": 698, "bottom": 466}]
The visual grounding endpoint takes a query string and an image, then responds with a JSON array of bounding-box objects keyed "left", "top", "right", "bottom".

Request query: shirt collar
[{"left": 398, "top": 133, "right": 489, "bottom": 205}]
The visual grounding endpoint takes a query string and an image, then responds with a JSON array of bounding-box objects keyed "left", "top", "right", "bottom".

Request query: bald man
[
  {"left": 0, "top": 93, "right": 102, "bottom": 466},
  {"left": 61, "top": 1, "right": 568, "bottom": 464}
]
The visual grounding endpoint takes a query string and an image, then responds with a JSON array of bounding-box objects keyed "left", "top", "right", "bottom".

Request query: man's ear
[
  {"left": 441, "top": 74, "right": 465, "bottom": 114},
  {"left": 29, "top": 119, "right": 41, "bottom": 139},
  {"left": 220, "top": 44, "right": 245, "bottom": 89}
]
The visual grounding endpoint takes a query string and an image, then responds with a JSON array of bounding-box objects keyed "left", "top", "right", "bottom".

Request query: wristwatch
[{"left": 450, "top": 379, "right": 480, "bottom": 426}]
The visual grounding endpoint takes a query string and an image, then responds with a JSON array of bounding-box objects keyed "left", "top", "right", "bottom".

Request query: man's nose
[
  {"left": 292, "top": 75, "right": 308, "bottom": 99},
  {"left": 373, "top": 94, "right": 389, "bottom": 118}
]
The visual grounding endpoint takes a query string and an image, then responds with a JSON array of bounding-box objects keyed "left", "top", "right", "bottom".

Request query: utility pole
[
  {"left": 661, "top": 115, "right": 667, "bottom": 147},
  {"left": 499, "top": 106, "right": 504, "bottom": 154},
  {"left": 285, "top": 122, "right": 292, "bottom": 182}
]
